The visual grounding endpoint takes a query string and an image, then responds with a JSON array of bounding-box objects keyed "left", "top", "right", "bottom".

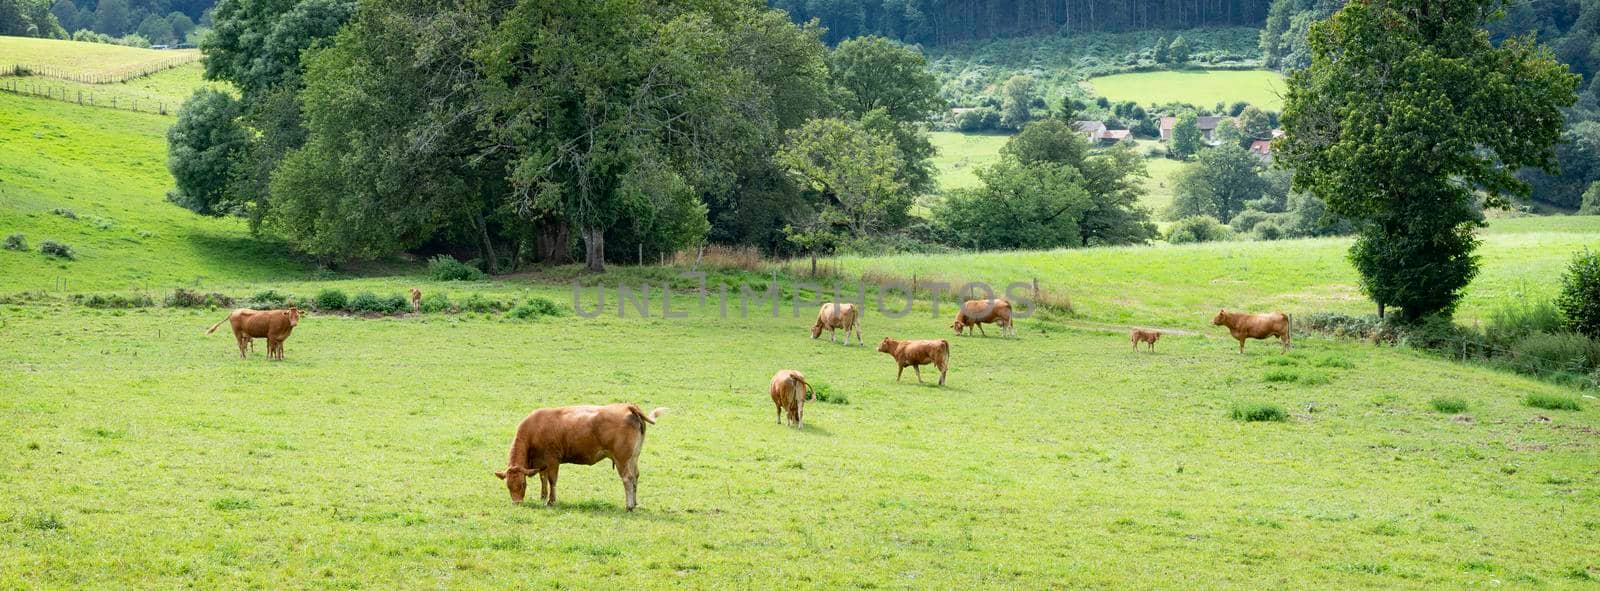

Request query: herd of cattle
[{"left": 203, "top": 289, "right": 1292, "bottom": 510}]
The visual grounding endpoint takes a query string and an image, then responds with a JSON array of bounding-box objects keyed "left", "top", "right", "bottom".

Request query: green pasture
[
  {"left": 1084, "top": 69, "right": 1286, "bottom": 111},
  {"left": 0, "top": 35, "right": 199, "bottom": 78},
  {"left": 1, "top": 62, "right": 228, "bottom": 114}
]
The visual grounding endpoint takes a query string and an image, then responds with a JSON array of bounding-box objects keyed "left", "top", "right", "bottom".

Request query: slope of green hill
[
  {"left": 0, "top": 36, "right": 199, "bottom": 81},
  {"left": 0, "top": 93, "right": 307, "bottom": 291}
]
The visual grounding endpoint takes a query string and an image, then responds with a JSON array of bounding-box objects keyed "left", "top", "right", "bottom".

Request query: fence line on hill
[
  {"left": 0, "top": 78, "right": 175, "bottom": 116},
  {"left": 1, "top": 55, "right": 200, "bottom": 85}
]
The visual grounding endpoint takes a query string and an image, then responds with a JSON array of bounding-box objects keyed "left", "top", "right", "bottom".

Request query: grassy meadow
[
  {"left": 1084, "top": 69, "right": 1286, "bottom": 110},
  {"left": 1, "top": 62, "right": 227, "bottom": 115},
  {"left": 0, "top": 36, "right": 199, "bottom": 79},
  {"left": 929, "top": 130, "right": 1012, "bottom": 191}
]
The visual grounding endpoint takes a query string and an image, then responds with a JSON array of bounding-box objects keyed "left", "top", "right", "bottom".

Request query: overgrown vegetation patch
[
  {"left": 1230, "top": 401, "right": 1288, "bottom": 422},
  {"left": 1524, "top": 393, "right": 1583, "bottom": 411}
]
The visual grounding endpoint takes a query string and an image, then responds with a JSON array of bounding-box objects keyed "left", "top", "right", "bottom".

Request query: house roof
[
  {"left": 1249, "top": 139, "right": 1273, "bottom": 154},
  {"left": 1103, "top": 130, "right": 1132, "bottom": 140}
]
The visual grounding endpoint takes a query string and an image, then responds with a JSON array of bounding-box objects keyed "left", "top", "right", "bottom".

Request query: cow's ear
[{"left": 494, "top": 470, "right": 508, "bottom": 480}]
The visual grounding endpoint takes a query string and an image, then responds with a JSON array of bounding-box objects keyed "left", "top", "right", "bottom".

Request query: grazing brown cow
[
  {"left": 951, "top": 298, "right": 1013, "bottom": 337},
  {"left": 206, "top": 307, "right": 302, "bottom": 360},
  {"left": 877, "top": 337, "right": 950, "bottom": 386},
  {"left": 769, "top": 370, "right": 814, "bottom": 429},
  {"left": 1131, "top": 329, "right": 1160, "bottom": 351},
  {"left": 409, "top": 288, "right": 422, "bottom": 312},
  {"left": 811, "top": 303, "right": 863, "bottom": 345},
  {"left": 1212, "top": 309, "right": 1291, "bottom": 353},
  {"left": 495, "top": 403, "right": 668, "bottom": 511}
]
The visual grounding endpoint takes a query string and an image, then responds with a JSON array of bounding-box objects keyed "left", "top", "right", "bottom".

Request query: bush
[
  {"left": 380, "top": 293, "right": 411, "bottom": 313},
  {"left": 73, "top": 293, "right": 154, "bottom": 309},
  {"left": 809, "top": 381, "right": 849, "bottom": 405},
  {"left": 314, "top": 289, "right": 348, "bottom": 312},
  {"left": 1557, "top": 249, "right": 1600, "bottom": 339},
  {"left": 246, "top": 289, "right": 294, "bottom": 309},
  {"left": 38, "top": 241, "right": 75, "bottom": 260},
  {"left": 49, "top": 208, "right": 76, "bottom": 219},
  {"left": 1298, "top": 312, "right": 1399, "bottom": 343},
  {"left": 1230, "top": 401, "right": 1287, "bottom": 422},
  {"left": 1486, "top": 297, "right": 1566, "bottom": 346},
  {"left": 1507, "top": 332, "right": 1600, "bottom": 376},
  {"left": 165, "top": 288, "right": 234, "bottom": 308},
  {"left": 1429, "top": 397, "right": 1468, "bottom": 413},
  {"left": 349, "top": 292, "right": 386, "bottom": 313},
  {"left": 1523, "top": 392, "right": 1582, "bottom": 411},
  {"left": 84, "top": 215, "right": 116, "bottom": 230},
  {"left": 4, "top": 234, "right": 26, "bottom": 251},
  {"left": 1165, "top": 215, "right": 1232, "bottom": 244},
  {"left": 506, "top": 296, "right": 563, "bottom": 320},
  {"left": 428, "top": 255, "right": 488, "bottom": 281},
  {"left": 460, "top": 293, "right": 503, "bottom": 313},
  {"left": 420, "top": 292, "right": 451, "bottom": 313}
]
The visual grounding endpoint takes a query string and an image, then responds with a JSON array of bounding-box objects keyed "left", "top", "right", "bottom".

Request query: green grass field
[
  {"left": 0, "top": 35, "right": 199, "bottom": 80},
  {"left": 1085, "top": 69, "right": 1286, "bottom": 111},
  {"left": 929, "top": 130, "right": 1012, "bottom": 191},
  {"left": 1, "top": 62, "right": 227, "bottom": 115}
]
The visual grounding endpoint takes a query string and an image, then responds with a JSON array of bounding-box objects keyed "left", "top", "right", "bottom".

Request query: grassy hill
[
  {"left": 0, "top": 93, "right": 308, "bottom": 292},
  {"left": 0, "top": 36, "right": 199, "bottom": 81},
  {"left": 1084, "top": 69, "right": 1286, "bottom": 111},
  {"left": 929, "top": 131, "right": 1011, "bottom": 191}
]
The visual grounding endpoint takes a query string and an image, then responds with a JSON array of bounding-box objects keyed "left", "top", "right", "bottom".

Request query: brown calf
[
  {"left": 495, "top": 403, "right": 668, "bottom": 511},
  {"left": 876, "top": 337, "right": 949, "bottom": 386},
  {"left": 769, "top": 370, "right": 814, "bottom": 429},
  {"left": 811, "top": 303, "right": 862, "bottom": 345},
  {"left": 1131, "top": 329, "right": 1160, "bottom": 351},
  {"left": 951, "top": 298, "right": 1013, "bottom": 337},
  {"left": 207, "top": 307, "right": 301, "bottom": 360},
  {"left": 409, "top": 288, "right": 422, "bottom": 312},
  {"left": 1212, "top": 309, "right": 1291, "bottom": 353}
]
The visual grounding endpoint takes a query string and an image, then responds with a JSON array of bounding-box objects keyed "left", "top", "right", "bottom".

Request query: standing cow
[
  {"left": 495, "top": 403, "right": 668, "bottom": 511},
  {"left": 409, "top": 288, "right": 422, "bottom": 312},
  {"left": 206, "top": 307, "right": 302, "bottom": 360},
  {"left": 811, "top": 303, "right": 863, "bottom": 345},
  {"left": 769, "top": 370, "right": 813, "bottom": 429},
  {"left": 951, "top": 298, "right": 1013, "bottom": 337},
  {"left": 876, "top": 337, "right": 950, "bottom": 386},
  {"left": 1130, "top": 329, "right": 1160, "bottom": 352},
  {"left": 1212, "top": 309, "right": 1291, "bottom": 353}
]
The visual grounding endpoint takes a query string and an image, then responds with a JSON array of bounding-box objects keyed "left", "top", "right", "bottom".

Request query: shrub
[
  {"left": 165, "top": 288, "right": 233, "bottom": 308},
  {"left": 1166, "top": 215, "right": 1232, "bottom": 244},
  {"left": 460, "top": 293, "right": 502, "bottom": 313},
  {"left": 49, "top": 208, "right": 76, "bottom": 219},
  {"left": 1429, "top": 397, "right": 1468, "bottom": 413},
  {"left": 1523, "top": 392, "right": 1582, "bottom": 411},
  {"left": 314, "top": 289, "right": 348, "bottom": 312},
  {"left": 420, "top": 292, "right": 451, "bottom": 313},
  {"left": 84, "top": 215, "right": 116, "bottom": 230},
  {"left": 810, "top": 381, "right": 849, "bottom": 405},
  {"left": 246, "top": 289, "right": 294, "bottom": 309},
  {"left": 1507, "top": 332, "right": 1600, "bottom": 376},
  {"left": 1557, "top": 249, "right": 1600, "bottom": 339},
  {"left": 74, "top": 293, "right": 154, "bottom": 309},
  {"left": 1230, "top": 401, "right": 1288, "bottom": 422},
  {"left": 506, "top": 296, "right": 563, "bottom": 320},
  {"left": 428, "top": 255, "right": 488, "bottom": 281},
  {"left": 380, "top": 293, "right": 411, "bottom": 313},
  {"left": 3, "top": 234, "right": 26, "bottom": 251},
  {"left": 1298, "top": 312, "right": 1399, "bottom": 343},
  {"left": 38, "top": 241, "right": 75, "bottom": 260},
  {"left": 349, "top": 292, "right": 386, "bottom": 313}
]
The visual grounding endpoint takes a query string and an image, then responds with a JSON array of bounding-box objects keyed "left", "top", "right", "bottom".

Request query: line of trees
[{"left": 769, "top": 0, "right": 1273, "bottom": 46}]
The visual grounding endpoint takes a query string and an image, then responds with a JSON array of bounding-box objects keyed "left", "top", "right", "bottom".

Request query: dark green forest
[{"left": 770, "top": 0, "right": 1272, "bottom": 45}]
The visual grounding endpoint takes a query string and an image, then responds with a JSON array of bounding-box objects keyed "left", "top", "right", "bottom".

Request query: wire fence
[
  {"left": 0, "top": 78, "right": 176, "bottom": 116},
  {"left": 2, "top": 56, "right": 200, "bottom": 84}
]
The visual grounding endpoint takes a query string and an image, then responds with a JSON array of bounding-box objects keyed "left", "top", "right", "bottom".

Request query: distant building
[
  {"left": 1159, "top": 116, "right": 1235, "bottom": 144},
  {"left": 1249, "top": 139, "right": 1274, "bottom": 162},
  {"left": 1073, "top": 120, "right": 1132, "bottom": 145}
]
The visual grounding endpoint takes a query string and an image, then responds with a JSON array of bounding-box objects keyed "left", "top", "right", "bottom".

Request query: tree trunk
[
  {"left": 534, "top": 217, "right": 571, "bottom": 265},
  {"left": 508, "top": 236, "right": 524, "bottom": 272},
  {"left": 1377, "top": 302, "right": 1386, "bottom": 319},
  {"left": 582, "top": 226, "right": 606, "bottom": 273},
  {"left": 810, "top": 254, "right": 817, "bottom": 276},
  {"left": 474, "top": 212, "right": 499, "bottom": 275}
]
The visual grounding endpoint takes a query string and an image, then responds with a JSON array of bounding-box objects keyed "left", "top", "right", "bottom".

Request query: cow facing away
[
  {"left": 409, "top": 288, "right": 422, "bottom": 312},
  {"left": 495, "top": 403, "right": 668, "bottom": 511},
  {"left": 1212, "top": 309, "right": 1291, "bottom": 353},
  {"left": 1131, "top": 329, "right": 1160, "bottom": 352},
  {"left": 769, "top": 370, "right": 813, "bottom": 429},
  {"left": 951, "top": 298, "right": 1013, "bottom": 337},
  {"left": 207, "top": 307, "right": 301, "bottom": 360},
  {"left": 811, "top": 303, "right": 862, "bottom": 345},
  {"left": 876, "top": 337, "right": 949, "bottom": 386}
]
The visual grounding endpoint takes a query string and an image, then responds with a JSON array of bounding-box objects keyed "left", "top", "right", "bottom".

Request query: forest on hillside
[{"left": 770, "top": 0, "right": 1272, "bottom": 45}]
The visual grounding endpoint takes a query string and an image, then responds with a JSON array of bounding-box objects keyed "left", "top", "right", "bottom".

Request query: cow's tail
[
  {"left": 795, "top": 375, "right": 814, "bottom": 400},
  {"left": 938, "top": 339, "right": 951, "bottom": 367},
  {"left": 205, "top": 317, "right": 228, "bottom": 334},
  {"left": 629, "top": 404, "right": 668, "bottom": 426},
  {"left": 1285, "top": 313, "right": 1293, "bottom": 349}
]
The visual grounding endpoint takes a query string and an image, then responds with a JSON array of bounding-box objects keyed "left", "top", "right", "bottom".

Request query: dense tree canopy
[
  {"left": 770, "top": 0, "right": 1272, "bottom": 46},
  {"left": 1278, "top": 0, "right": 1578, "bottom": 320}
]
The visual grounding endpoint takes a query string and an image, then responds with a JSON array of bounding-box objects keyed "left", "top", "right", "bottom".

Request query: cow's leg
[
  {"left": 539, "top": 471, "right": 550, "bottom": 503},
  {"left": 776, "top": 404, "right": 783, "bottom": 424},
  {"left": 617, "top": 458, "right": 639, "bottom": 511},
  {"left": 796, "top": 399, "right": 804, "bottom": 430},
  {"left": 977, "top": 323, "right": 987, "bottom": 337},
  {"left": 896, "top": 365, "right": 904, "bottom": 382},
  {"left": 830, "top": 327, "right": 836, "bottom": 343},
  {"left": 1133, "top": 339, "right": 1138, "bottom": 352},
  {"left": 1281, "top": 332, "right": 1291, "bottom": 352},
  {"left": 544, "top": 464, "right": 559, "bottom": 506},
  {"left": 854, "top": 323, "right": 862, "bottom": 346},
  {"left": 236, "top": 337, "right": 248, "bottom": 359},
  {"left": 938, "top": 365, "right": 946, "bottom": 386},
  {"left": 1238, "top": 338, "right": 1246, "bottom": 354},
  {"left": 913, "top": 365, "right": 924, "bottom": 384}
]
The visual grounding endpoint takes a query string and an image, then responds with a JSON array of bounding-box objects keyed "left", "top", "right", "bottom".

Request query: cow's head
[
  {"left": 287, "top": 306, "right": 301, "bottom": 327},
  {"left": 494, "top": 465, "right": 538, "bottom": 503},
  {"left": 810, "top": 322, "right": 823, "bottom": 339},
  {"left": 950, "top": 319, "right": 965, "bottom": 335},
  {"left": 1211, "top": 309, "right": 1227, "bottom": 326},
  {"left": 876, "top": 337, "right": 895, "bottom": 353}
]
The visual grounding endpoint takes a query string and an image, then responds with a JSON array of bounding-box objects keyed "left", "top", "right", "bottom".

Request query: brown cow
[
  {"left": 951, "top": 298, "right": 1013, "bottom": 337},
  {"left": 769, "top": 370, "right": 814, "bottom": 429},
  {"left": 1131, "top": 329, "right": 1160, "bottom": 351},
  {"left": 1212, "top": 309, "right": 1291, "bottom": 353},
  {"left": 811, "top": 303, "right": 863, "bottom": 345},
  {"left": 409, "top": 288, "right": 422, "bottom": 312},
  {"left": 494, "top": 403, "right": 668, "bottom": 511},
  {"left": 206, "top": 307, "right": 302, "bottom": 360},
  {"left": 877, "top": 337, "right": 949, "bottom": 386}
]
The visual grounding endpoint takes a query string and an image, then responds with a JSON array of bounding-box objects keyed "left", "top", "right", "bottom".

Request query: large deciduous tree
[
  {"left": 1168, "top": 144, "right": 1266, "bottom": 222},
  {"left": 1277, "top": 0, "right": 1577, "bottom": 321},
  {"left": 827, "top": 35, "right": 943, "bottom": 123},
  {"left": 777, "top": 117, "right": 909, "bottom": 238},
  {"left": 166, "top": 89, "right": 249, "bottom": 216}
]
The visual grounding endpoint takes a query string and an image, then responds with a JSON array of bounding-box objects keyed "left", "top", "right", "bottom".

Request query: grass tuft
[
  {"left": 1430, "top": 397, "right": 1468, "bottom": 413},
  {"left": 1230, "top": 401, "right": 1288, "bottom": 422},
  {"left": 1523, "top": 392, "right": 1582, "bottom": 411},
  {"left": 211, "top": 497, "right": 257, "bottom": 511}
]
